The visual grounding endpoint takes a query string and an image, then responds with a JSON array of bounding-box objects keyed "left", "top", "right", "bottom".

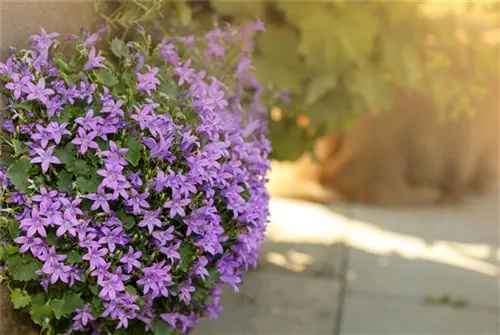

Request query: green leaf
[
  {"left": 50, "top": 291, "right": 84, "bottom": 320},
  {"left": 159, "top": 81, "right": 180, "bottom": 100},
  {"left": 49, "top": 299, "right": 65, "bottom": 319},
  {"left": 68, "top": 160, "right": 92, "bottom": 177},
  {"left": 6, "top": 159, "right": 32, "bottom": 192},
  {"left": 175, "top": 1, "right": 192, "bottom": 25},
  {"left": 90, "top": 284, "right": 99, "bottom": 295},
  {"left": 12, "top": 139, "right": 29, "bottom": 156},
  {"left": 52, "top": 53, "right": 71, "bottom": 72},
  {"left": 116, "top": 210, "right": 135, "bottom": 230},
  {"left": 203, "top": 268, "right": 220, "bottom": 289},
  {"left": 154, "top": 318, "right": 174, "bottom": 335},
  {"left": 305, "top": 73, "right": 338, "bottom": 105},
  {"left": 110, "top": 38, "right": 129, "bottom": 58},
  {"left": 46, "top": 231, "right": 59, "bottom": 246},
  {"left": 54, "top": 143, "right": 77, "bottom": 164},
  {"left": 7, "top": 220, "right": 20, "bottom": 238},
  {"left": 123, "top": 136, "right": 141, "bottom": 167},
  {"left": 57, "top": 171, "right": 73, "bottom": 193},
  {"left": 178, "top": 243, "right": 196, "bottom": 272},
  {"left": 125, "top": 285, "right": 137, "bottom": 296},
  {"left": 3, "top": 243, "right": 19, "bottom": 256},
  {"left": 94, "top": 69, "right": 119, "bottom": 87},
  {"left": 91, "top": 296, "right": 104, "bottom": 315},
  {"left": 253, "top": 55, "right": 307, "bottom": 93},
  {"left": 348, "top": 66, "right": 393, "bottom": 113},
  {"left": 30, "top": 302, "right": 53, "bottom": 326},
  {"left": 75, "top": 176, "right": 100, "bottom": 194},
  {"left": 256, "top": 25, "right": 302, "bottom": 68},
  {"left": 210, "top": 0, "right": 264, "bottom": 17},
  {"left": 10, "top": 288, "right": 31, "bottom": 309},
  {"left": 58, "top": 106, "right": 75, "bottom": 123},
  {"left": 6, "top": 254, "right": 41, "bottom": 281},
  {"left": 67, "top": 251, "right": 83, "bottom": 265},
  {"left": 277, "top": 3, "right": 378, "bottom": 72}
]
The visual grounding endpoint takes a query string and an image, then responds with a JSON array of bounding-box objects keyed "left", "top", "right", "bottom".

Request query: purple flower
[
  {"left": 31, "top": 124, "right": 53, "bottom": 148},
  {"left": 100, "top": 141, "right": 128, "bottom": 166},
  {"left": 97, "top": 164, "right": 127, "bottom": 191},
  {"left": 163, "top": 195, "right": 190, "bottom": 218},
  {"left": 174, "top": 59, "right": 196, "bottom": 86},
  {"left": 194, "top": 256, "right": 210, "bottom": 281},
  {"left": 151, "top": 226, "right": 175, "bottom": 246},
  {"left": 159, "top": 241, "right": 181, "bottom": 263},
  {"left": 87, "top": 188, "right": 113, "bottom": 213},
  {"left": 42, "top": 260, "right": 72, "bottom": 284},
  {"left": 136, "top": 65, "right": 160, "bottom": 95},
  {"left": 39, "top": 246, "right": 67, "bottom": 263},
  {"left": 84, "top": 46, "right": 106, "bottom": 71},
  {"left": 73, "top": 305, "right": 96, "bottom": 327},
  {"left": 82, "top": 247, "right": 108, "bottom": 271},
  {"left": 72, "top": 127, "right": 99, "bottom": 154},
  {"left": 14, "top": 235, "right": 45, "bottom": 256},
  {"left": 30, "top": 145, "right": 60, "bottom": 172},
  {"left": 101, "top": 99, "right": 124, "bottom": 118},
  {"left": 75, "top": 109, "right": 98, "bottom": 130},
  {"left": 119, "top": 246, "right": 142, "bottom": 273},
  {"left": 138, "top": 209, "right": 162, "bottom": 234},
  {"left": 31, "top": 186, "right": 58, "bottom": 205},
  {"left": 29, "top": 27, "right": 59, "bottom": 60},
  {"left": 46, "top": 122, "right": 70, "bottom": 144},
  {"left": 98, "top": 274, "right": 125, "bottom": 300},
  {"left": 158, "top": 40, "right": 179, "bottom": 65},
  {"left": 153, "top": 170, "right": 167, "bottom": 192},
  {"left": 25, "top": 78, "right": 54, "bottom": 104},
  {"left": 127, "top": 172, "right": 142, "bottom": 188},
  {"left": 97, "top": 227, "right": 123, "bottom": 252},
  {"left": 5, "top": 73, "right": 30, "bottom": 99},
  {"left": 19, "top": 208, "right": 47, "bottom": 237},
  {"left": 178, "top": 280, "right": 195, "bottom": 304},
  {"left": 161, "top": 312, "right": 179, "bottom": 329},
  {"left": 56, "top": 210, "right": 79, "bottom": 237},
  {"left": 126, "top": 189, "right": 150, "bottom": 214}
]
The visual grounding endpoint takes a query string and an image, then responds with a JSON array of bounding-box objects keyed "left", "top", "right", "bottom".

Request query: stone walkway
[{"left": 194, "top": 192, "right": 500, "bottom": 334}]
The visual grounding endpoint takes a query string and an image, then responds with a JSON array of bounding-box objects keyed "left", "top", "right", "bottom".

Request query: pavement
[{"left": 194, "top": 191, "right": 500, "bottom": 335}]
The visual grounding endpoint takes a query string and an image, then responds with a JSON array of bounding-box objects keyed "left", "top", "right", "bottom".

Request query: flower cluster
[{"left": 0, "top": 22, "right": 270, "bottom": 334}]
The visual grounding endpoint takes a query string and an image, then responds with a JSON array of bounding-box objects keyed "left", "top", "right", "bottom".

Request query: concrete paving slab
[
  {"left": 193, "top": 271, "right": 341, "bottom": 335},
  {"left": 255, "top": 198, "right": 350, "bottom": 278},
  {"left": 257, "top": 240, "right": 345, "bottom": 278},
  {"left": 344, "top": 193, "right": 500, "bottom": 308},
  {"left": 341, "top": 293, "right": 499, "bottom": 334}
]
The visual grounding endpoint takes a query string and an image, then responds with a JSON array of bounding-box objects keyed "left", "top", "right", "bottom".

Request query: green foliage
[
  {"left": 154, "top": 318, "right": 175, "bottom": 335},
  {"left": 12, "top": 139, "right": 29, "bottom": 156},
  {"left": 123, "top": 135, "right": 141, "bottom": 166},
  {"left": 6, "top": 159, "right": 32, "bottom": 192},
  {"left": 54, "top": 142, "right": 77, "bottom": 164},
  {"left": 11, "top": 288, "right": 31, "bottom": 309},
  {"left": 6, "top": 254, "right": 41, "bottom": 282},
  {"left": 67, "top": 251, "right": 83, "bottom": 265},
  {"left": 75, "top": 176, "right": 100, "bottom": 194},
  {"left": 50, "top": 291, "right": 84, "bottom": 319},
  {"left": 110, "top": 37, "right": 130, "bottom": 58},
  {"left": 57, "top": 171, "right": 74, "bottom": 193},
  {"left": 423, "top": 294, "right": 470, "bottom": 309},
  {"left": 94, "top": 68, "right": 119, "bottom": 87},
  {"left": 29, "top": 293, "right": 53, "bottom": 326},
  {"left": 207, "top": 1, "right": 500, "bottom": 160}
]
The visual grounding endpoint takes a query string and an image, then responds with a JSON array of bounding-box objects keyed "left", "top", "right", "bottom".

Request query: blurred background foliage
[{"left": 95, "top": 0, "right": 500, "bottom": 161}]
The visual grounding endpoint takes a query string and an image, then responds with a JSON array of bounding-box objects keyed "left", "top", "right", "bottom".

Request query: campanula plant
[{"left": 0, "top": 20, "right": 270, "bottom": 335}]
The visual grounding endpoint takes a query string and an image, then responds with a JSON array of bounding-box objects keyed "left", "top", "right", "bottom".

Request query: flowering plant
[{"left": 0, "top": 20, "right": 270, "bottom": 335}]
